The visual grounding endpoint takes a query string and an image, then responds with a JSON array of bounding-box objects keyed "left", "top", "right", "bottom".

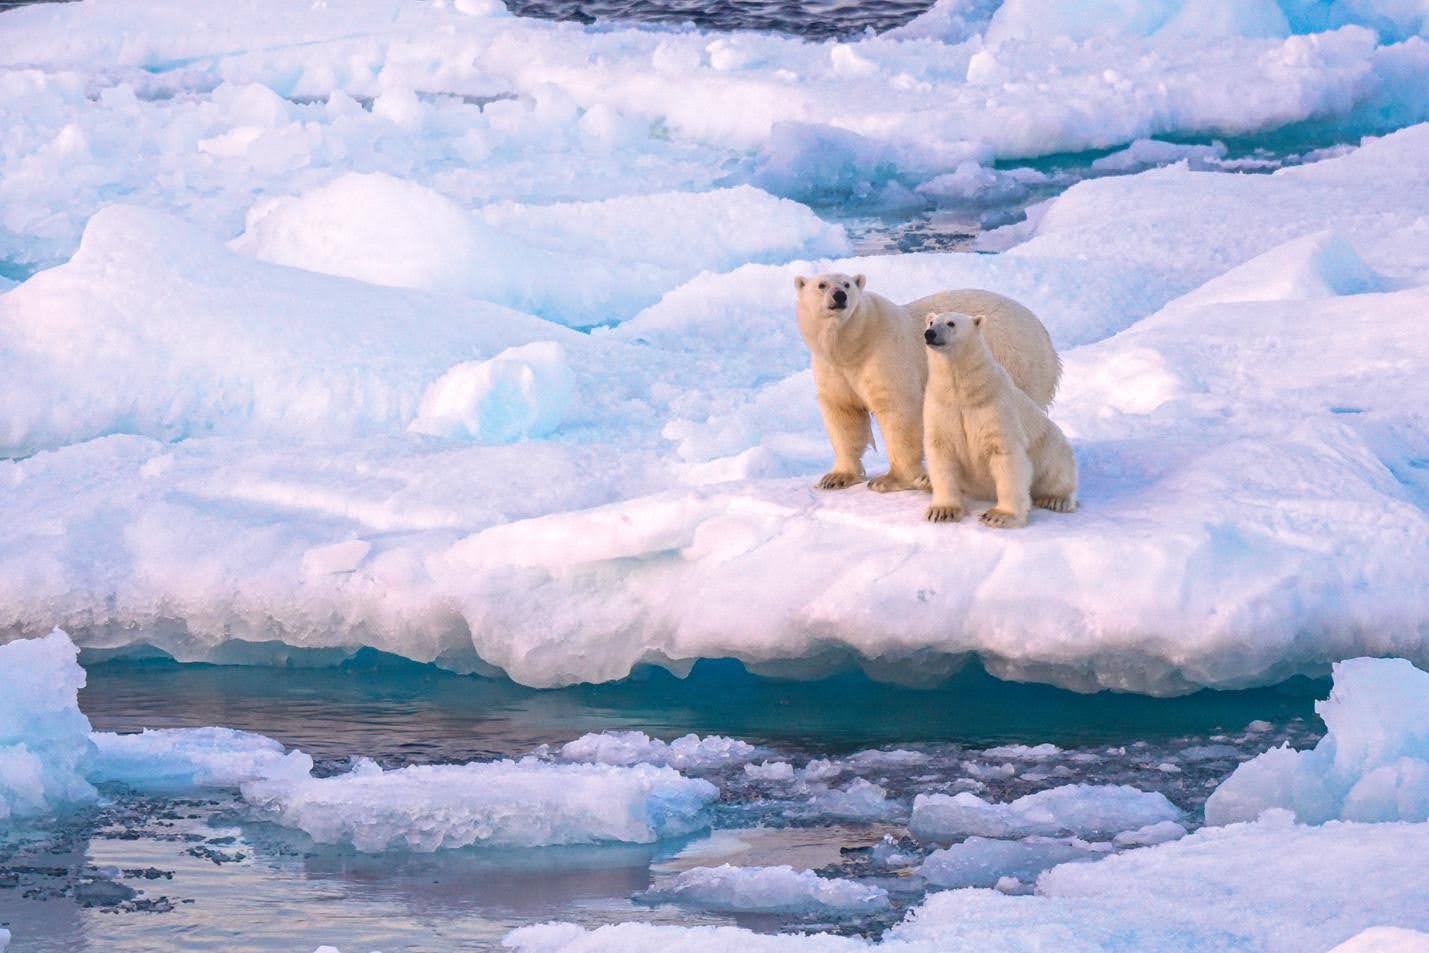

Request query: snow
[
  {"left": 242, "top": 758, "right": 718, "bottom": 851},
  {"left": 0, "top": 630, "right": 96, "bottom": 820},
  {"left": 648, "top": 864, "right": 890, "bottom": 915},
  {"left": 1329, "top": 929, "right": 1429, "bottom": 953},
  {"left": 1206, "top": 658, "right": 1429, "bottom": 825},
  {"left": 506, "top": 814, "right": 1429, "bottom": 953},
  {"left": 558, "top": 731, "right": 758, "bottom": 771},
  {"left": 909, "top": 784, "right": 1183, "bottom": 841},
  {"left": 408, "top": 342, "right": 575, "bottom": 444},
  {"left": 1, "top": 3, "right": 1429, "bottom": 694}
]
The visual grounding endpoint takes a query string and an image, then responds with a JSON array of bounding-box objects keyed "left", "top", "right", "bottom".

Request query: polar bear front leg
[
  {"left": 924, "top": 443, "right": 966, "bottom": 523},
  {"left": 816, "top": 397, "right": 870, "bottom": 490},
  {"left": 982, "top": 447, "right": 1032, "bottom": 528},
  {"left": 867, "top": 407, "right": 927, "bottom": 493}
]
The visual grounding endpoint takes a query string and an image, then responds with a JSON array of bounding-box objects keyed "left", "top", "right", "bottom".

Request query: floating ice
[
  {"left": 408, "top": 343, "right": 575, "bottom": 444},
  {"left": 507, "top": 814, "right": 1429, "bottom": 952},
  {"left": 1111, "top": 820, "right": 1188, "bottom": 847},
  {"left": 919, "top": 835, "right": 1102, "bottom": 888},
  {"left": 558, "top": 731, "right": 758, "bottom": 771},
  {"left": 807, "top": 779, "right": 899, "bottom": 820},
  {"left": 648, "top": 864, "right": 890, "bottom": 915},
  {"left": 910, "top": 784, "right": 1183, "bottom": 842},
  {"left": 242, "top": 758, "right": 718, "bottom": 852},
  {"left": 1206, "top": 658, "right": 1429, "bottom": 825},
  {"left": 0, "top": 630, "right": 96, "bottom": 820},
  {"left": 89, "top": 726, "right": 314, "bottom": 791}
]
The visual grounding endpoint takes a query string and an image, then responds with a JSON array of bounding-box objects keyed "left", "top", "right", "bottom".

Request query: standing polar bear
[
  {"left": 922, "top": 311, "right": 1078, "bottom": 528},
  {"left": 795, "top": 274, "right": 1060, "bottom": 492}
]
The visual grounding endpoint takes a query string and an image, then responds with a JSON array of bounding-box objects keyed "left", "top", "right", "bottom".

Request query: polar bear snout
[
  {"left": 830, "top": 288, "right": 847, "bottom": 308},
  {"left": 924, "top": 326, "right": 941, "bottom": 345}
]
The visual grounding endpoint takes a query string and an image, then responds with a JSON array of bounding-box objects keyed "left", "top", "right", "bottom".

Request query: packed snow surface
[
  {"left": 2, "top": 0, "right": 1429, "bottom": 692},
  {"left": 1206, "top": 657, "right": 1429, "bottom": 825},
  {"left": 648, "top": 864, "right": 890, "bottom": 915}
]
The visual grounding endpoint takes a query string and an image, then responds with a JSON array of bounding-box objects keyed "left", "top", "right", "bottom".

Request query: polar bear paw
[
  {"left": 980, "top": 508, "right": 1027, "bottom": 529},
  {"left": 817, "top": 470, "right": 864, "bottom": 490},
  {"left": 1034, "top": 495, "right": 1078, "bottom": 513},
  {"left": 913, "top": 473, "right": 932, "bottom": 492},
  {"left": 867, "top": 472, "right": 920, "bottom": 493},
  {"left": 925, "top": 504, "right": 965, "bottom": 523}
]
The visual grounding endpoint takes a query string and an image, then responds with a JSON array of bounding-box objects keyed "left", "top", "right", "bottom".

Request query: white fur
[
  {"left": 921, "top": 311, "right": 1078, "bottom": 528},
  {"left": 795, "top": 275, "right": 1060, "bottom": 493}
]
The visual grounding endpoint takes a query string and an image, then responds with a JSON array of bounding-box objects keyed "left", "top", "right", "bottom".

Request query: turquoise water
[{"left": 0, "top": 657, "right": 1324, "bottom": 953}]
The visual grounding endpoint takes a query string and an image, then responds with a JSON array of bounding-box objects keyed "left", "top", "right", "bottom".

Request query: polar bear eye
[
  {"left": 842, "top": 282, "right": 850, "bottom": 289},
  {"left": 817, "top": 282, "right": 827, "bottom": 290}
]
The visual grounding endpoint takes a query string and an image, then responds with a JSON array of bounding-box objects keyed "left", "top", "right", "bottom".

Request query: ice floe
[
  {"left": 1206, "top": 657, "right": 1429, "bottom": 825},
  {"left": 909, "top": 784, "right": 1183, "bottom": 841},
  {"left": 646, "top": 864, "right": 890, "bottom": 915}
]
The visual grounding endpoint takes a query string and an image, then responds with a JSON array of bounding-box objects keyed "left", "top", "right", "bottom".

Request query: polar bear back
[{"left": 903, "top": 289, "right": 1060, "bottom": 408}]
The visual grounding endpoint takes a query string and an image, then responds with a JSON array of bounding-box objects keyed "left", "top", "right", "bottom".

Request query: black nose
[
  {"left": 924, "top": 328, "right": 937, "bottom": 343},
  {"left": 832, "top": 289, "right": 847, "bottom": 305}
]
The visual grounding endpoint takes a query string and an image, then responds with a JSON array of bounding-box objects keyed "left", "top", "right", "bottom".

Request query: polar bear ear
[
  {"left": 794, "top": 276, "right": 808, "bottom": 291},
  {"left": 853, "top": 274, "right": 866, "bottom": 290},
  {"left": 925, "top": 311, "right": 938, "bottom": 324}
]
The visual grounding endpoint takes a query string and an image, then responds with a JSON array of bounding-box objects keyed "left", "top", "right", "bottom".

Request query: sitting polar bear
[
  {"left": 922, "top": 311, "right": 1078, "bottom": 528},
  {"left": 795, "top": 274, "right": 1060, "bottom": 492}
]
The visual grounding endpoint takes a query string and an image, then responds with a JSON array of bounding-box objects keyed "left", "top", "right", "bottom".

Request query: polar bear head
[
  {"left": 795, "top": 272, "right": 867, "bottom": 319},
  {"left": 923, "top": 310, "right": 982, "bottom": 352}
]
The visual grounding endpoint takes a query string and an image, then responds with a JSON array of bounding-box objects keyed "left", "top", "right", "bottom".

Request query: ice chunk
[
  {"left": 558, "top": 731, "right": 757, "bottom": 771},
  {"left": 0, "top": 630, "right": 96, "bottom": 819},
  {"left": 919, "top": 835, "right": 1101, "bottom": 888},
  {"left": 408, "top": 342, "right": 575, "bottom": 444},
  {"left": 910, "top": 784, "right": 1183, "bottom": 842},
  {"left": 744, "top": 760, "right": 796, "bottom": 781},
  {"left": 507, "top": 815, "right": 1429, "bottom": 952},
  {"left": 89, "top": 727, "right": 314, "bottom": 791},
  {"left": 982, "top": 743, "right": 1060, "bottom": 761},
  {"left": 242, "top": 758, "right": 717, "bottom": 851},
  {"left": 1112, "top": 820, "right": 1188, "bottom": 847},
  {"left": 808, "top": 779, "right": 898, "bottom": 820},
  {"left": 1206, "top": 658, "right": 1429, "bottom": 825},
  {"left": 1090, "top": 139, "right": 1229, "bottom": 174},
  {"left": 648, "top": 864, "right": 890, "bottom": 915}
]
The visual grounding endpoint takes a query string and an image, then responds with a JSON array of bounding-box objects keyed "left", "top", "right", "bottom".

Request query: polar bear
[
  {"left": 795, "top": 275, "right": 1060, "bottom": 492},
  {"left": 922, "top": 310, "right": 1077, "bottom": 528}
]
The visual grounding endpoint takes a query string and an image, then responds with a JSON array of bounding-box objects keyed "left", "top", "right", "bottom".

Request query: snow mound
[
  {"left": 507, "top": 815, "right": 1429, "bottom": 952},
  {"left": 648, "top": 864, "right": 890, "bottom": 915},
  {"left": 1170, "top": 230, "right": 1384, "bottom": 310},
  {"left": 0, "top": 630, "right": 96, "bottom": 819},
  {"left": 242, "top": 758, "right": 718, "bottom": 852},
  {"left": 0, "top": 205, "right": 570, "bottom": 454},
  {"left": 1206, "top": 658, "right": 1429, "bottom": 825},
  {"left": 910, "top": 785, "right": 1183, "bottom": 842},
  {"left": 409, "top": 343, "right": 575, "bottom": 444},
  {"left": 919, "top": 835, "right": 1101, "bottom": 888},
  {"left": 558, "top": 731, "right": 758, "bottom": 771},
  {"left": 236, "top": 174, "right": 847, "bottom": 327},
  {"left": 1329, "top": 928, "right": 1429, "bottom": 953},
  {"left": 89, "top": 726, "right": 314, "bottom": 791}
]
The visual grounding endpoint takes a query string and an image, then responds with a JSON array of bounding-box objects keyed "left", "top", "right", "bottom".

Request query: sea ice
[
  {"left": 89, "top": 726, "right": 314, "bottom": 791},
  {"left": 0, "top": 630, "right": 96, "bottom": 820},
  {"left": 918, "top": 835, "right": 1102, "bottom": 888},
  {"left": 506, "top": 814, "right": 1429, "bottom": 952},
  {"left": 647, "top": 864, "right": 890, "bottom": 915},
  {"left": 558, "top": 731, "right": 758, "bottom": 771},
  {"left": 1206, "top": 658, "right": 1429, "bottom": 825},
  {"left": 910, "top": 784, "right": 1183, "bottom": 842},
  {"left": 242, "top": 758, "right": 718, "bottom": 851},
  {"left": 408, "top": 342, "right": 575, "bottom": 444}
]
